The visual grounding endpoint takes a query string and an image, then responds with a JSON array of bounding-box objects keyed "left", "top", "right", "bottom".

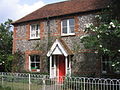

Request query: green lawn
[{"left": 0, "top": 81, "right": 43, "bottom": 90}]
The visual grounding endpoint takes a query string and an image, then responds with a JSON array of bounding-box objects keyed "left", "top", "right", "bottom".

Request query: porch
[{"left": 47, "top": 39, "right": 73, "bottom": 78}]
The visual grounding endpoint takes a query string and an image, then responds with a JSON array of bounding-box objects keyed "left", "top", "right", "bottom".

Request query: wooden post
[
  {"left": 50, "top": 56, "right": 52, "bottom": 78},
  {"left": 29, "top": 74, "right": 31, "bottom": 90}
]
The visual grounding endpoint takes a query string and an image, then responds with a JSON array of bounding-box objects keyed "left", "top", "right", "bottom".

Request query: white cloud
[{"left": 0, "top": 0, "right": 45, "bottom": 23}]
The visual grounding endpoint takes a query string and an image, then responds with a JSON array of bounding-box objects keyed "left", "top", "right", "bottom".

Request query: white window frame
[
  {"left": 61, "top": 19, "right": 75, "bottom": 36},
  {"left": 29, "top": 55, "right": 40, "bottom": 72},
  {"left": 30, "top": 24, "right": 40, "bottom": 39}
]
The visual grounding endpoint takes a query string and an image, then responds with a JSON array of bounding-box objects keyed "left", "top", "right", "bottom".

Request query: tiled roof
[
  {"left": 58, "top": 38, "right": 73, "bottom": 55},
  {"left": 13, "top": 0, "right": 110, "bottom": 24}
]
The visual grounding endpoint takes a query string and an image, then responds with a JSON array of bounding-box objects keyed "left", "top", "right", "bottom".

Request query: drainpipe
[
  {"left": 47, "top": 17, "right": 50, "bottom": 73},
  {"left": 47, "top": 17, "right": 50, "bottom": 51}
]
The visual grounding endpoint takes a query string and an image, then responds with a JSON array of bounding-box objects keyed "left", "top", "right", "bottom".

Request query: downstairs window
[{"left": 30, "top": 55, "right": 40, "bottom": 72}]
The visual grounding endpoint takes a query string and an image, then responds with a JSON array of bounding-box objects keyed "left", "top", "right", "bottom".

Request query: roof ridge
[
  {"left": 46, "top": 0, "right": 70, "bottom": 6},
  {"left": 13, "top": 0, "right": 110, "bottom": 24},
  {"left": 13, "top": 1, "right": 70, "bottom": 24}
]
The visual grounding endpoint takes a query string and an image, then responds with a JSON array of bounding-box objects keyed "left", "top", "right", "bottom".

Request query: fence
[{"left": 0, "top": 72, "right": 120, "bottom": 90}]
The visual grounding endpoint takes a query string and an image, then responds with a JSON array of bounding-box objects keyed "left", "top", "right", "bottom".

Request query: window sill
[
  {"left": 31, "top": 69, "right": 40, "bottom": 72},
  {"left": 29, "top": 37, "right": 40, "bottom": 40},
  {"left": 61, "top": 33, "right": 75, "bottom": 36}
]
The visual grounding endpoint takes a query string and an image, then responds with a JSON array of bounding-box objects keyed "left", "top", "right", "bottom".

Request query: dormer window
[
  {"left": 61, "top": 18, "right": 75, "bottom": 36},
  {"left": 30, "top": 24, "right": 40, "bottom": 39}
]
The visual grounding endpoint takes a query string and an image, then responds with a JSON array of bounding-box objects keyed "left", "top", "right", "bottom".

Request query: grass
[
  {"left": 0, "top": 81, "right": 42, "bottom": 90},
  {"left": 0, "top": 75, "right": 44, "bottom": 90}
]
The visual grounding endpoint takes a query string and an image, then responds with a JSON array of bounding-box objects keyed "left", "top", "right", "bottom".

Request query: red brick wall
[
  {"left": 26, "top": 24, "right": 30, "bottom": 40},
  {"left": 12, "top": 25, "right": 17, "bottom": 53},
  {"left": 12, "top": 13, "right": 98, "bottom": 74}
]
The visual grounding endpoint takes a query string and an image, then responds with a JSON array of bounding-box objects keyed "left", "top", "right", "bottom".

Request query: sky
[{"left": 0, "top": 0, "right": 66, "bottom": 23}]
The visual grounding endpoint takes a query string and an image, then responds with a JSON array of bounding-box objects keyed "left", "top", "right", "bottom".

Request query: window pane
[
  {"left": 36, "top": 31, "right": 39, "bottom": 37},
  {"left": 36, "top": 25, "right": 39, "bottom": 30},
  {"left": 69, "top": 19, "right": 74, "bottom": 25},
  {"left": 31, "top": 25, "right": 35, "bottom": 30},
  {"left": 69, "top": 26, "right": 74, "bottom": 33},
  {"left": 31, "top": 63, "right": 35, "bottom": 69},
  {"left": 30, "top": 55, "right": 40, "bottom": 70},
  {"left": 31, "top": 24, "right": 40, "bottom": 38},
  {"left": 31, "top": 33, "right": 35, "bottom": 37},
  {"left": 62, "top": 20, "right": 67, "bottom": 26},
  {"left": 36, "top": 55, "right": 40, "bottom": 62},
  {"left": 62, "top": 27, "right": 67, "bottom": 33},
  {"left": 31, "top": 56, "right": 34, "bottom": 62},
  {"left": 36, "top": 63, "right": 40, "bottom": 69},
  {"left": 69, "top": 19, "right": 74, "bottom": 33}
]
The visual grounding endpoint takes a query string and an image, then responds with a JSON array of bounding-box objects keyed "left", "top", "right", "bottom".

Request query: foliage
[
  {"left": 12, "top": 50, "right": 25, "bottom": 72},
  {"left": 110, "top": 0, "right": 120, "bottom": 20},
  {"left": 35, "top": 36, "right": 56, "bottom": 73},
  {"left": 80, "top": 0, "right": 120, "bottom": 74},
  {"left": 0, "top": 85, "right": 11, "bottom": 90},
  {"left": 0, "top": 19, "right": 13, "bottom": 72},
  {"left": 81, "top": 9, "right": 120, "bottom": 74}
]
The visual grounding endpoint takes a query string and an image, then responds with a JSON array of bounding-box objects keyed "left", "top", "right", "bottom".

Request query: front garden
[{"left": 0, "top": 72, "right": 120, "bottom": 90}]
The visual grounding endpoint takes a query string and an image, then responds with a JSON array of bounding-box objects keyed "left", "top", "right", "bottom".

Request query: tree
[
  {"left": 0, "top": 19, "right": 13, "bottom": 72},
  {"left": 81, "top": 1, "right": 120, "bottom": 74}
]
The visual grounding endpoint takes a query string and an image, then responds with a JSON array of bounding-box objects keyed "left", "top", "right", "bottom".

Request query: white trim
[
  {"left": 29, "top": 55, "right": 40, "bottom": 72},
  {"left": 54, "top": 56, "right": 57, "bottom": 77},
  {"left": 50, "top": 56, "right": 52, "bottom": 78},
  {"left": 69, "top": 55, "right": 71, "bottom": 76},
  {"left": 48, "top": 39, "right": 72, "bottom": 78},
  {"left": 47, "top": 39, "right": 68, "bottom": 57},
  {"left": 65, "top": 56, "right": 68, "bottom": 76},
  {"left": 30, "top": 37, "right": 40, "bottom": 40},
  {"left": 50, "top": 56, "right": 57, "bottom": 78},
  {"left": 52, "top": 46, "right": 63, "bottom": 55},
  {"left": 29, "top": 56, "right": 31, "bottom": 71},
  {"left": 30, "top": 24, "right": 40, "bottom": 39},
  {"left": 61, "top": 33, "right": 75, "bottom": 36},
  {"left": 61, "top": 19, "right": 75, "bottom": 36},
  {"left": 50, "top": 55, "right": 72, "bottom": 78}
]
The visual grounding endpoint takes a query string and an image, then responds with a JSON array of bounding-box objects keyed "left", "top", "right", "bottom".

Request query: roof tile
[{"left": 13, "top": 0, "right": 110, "bottom": 24}]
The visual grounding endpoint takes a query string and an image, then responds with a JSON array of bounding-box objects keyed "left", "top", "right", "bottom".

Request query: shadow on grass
[{"left": 0, "top": 85, "right": 11, "bottom": 90}]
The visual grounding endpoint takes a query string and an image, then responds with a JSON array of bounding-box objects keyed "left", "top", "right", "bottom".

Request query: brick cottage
[{"left": 12, "top": 0, "right": 110, "bottom": 78}]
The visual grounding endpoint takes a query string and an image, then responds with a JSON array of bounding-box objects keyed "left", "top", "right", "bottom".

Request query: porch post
[
  {"left": 50, "top": 56, "right": 52, "bottom": 78},
  {"left": 69, "top": 55, "right": 71, "bottom": 76},
  {"left": 65, "top": 56, "right": 68, "bottom": 76},
  {"left": 54, "top": 56, "right": 56, "bottom": 77},
  {"left": 29, "top": 56, "right": 31, "bottom": 71}
]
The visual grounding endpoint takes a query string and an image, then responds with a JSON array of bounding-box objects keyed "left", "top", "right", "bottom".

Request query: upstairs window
[
  {"left": 30, "top": 55, "right": 40, "bottom": 72},
  {"left": 30, "top": 24, "right": 40, "bottom": 39},
  {"left": 61, "top": 19, "right": 75, "bottom": 36}
]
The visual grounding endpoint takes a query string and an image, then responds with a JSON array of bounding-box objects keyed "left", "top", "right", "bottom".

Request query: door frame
[
  {"left": 50, "top": 55, "right": 71, "bottom": 78},
  {"left": 58, "top": 55, "right": 65, "bottom": 77}
]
